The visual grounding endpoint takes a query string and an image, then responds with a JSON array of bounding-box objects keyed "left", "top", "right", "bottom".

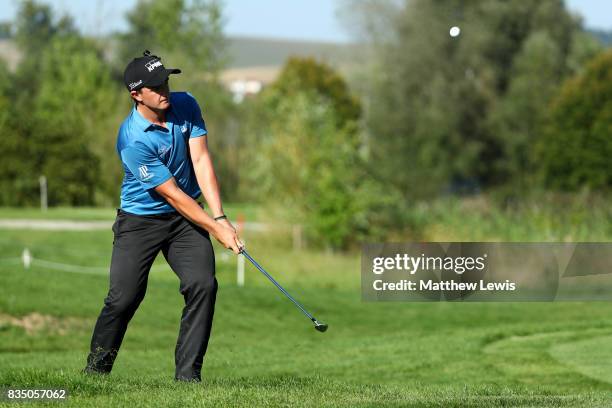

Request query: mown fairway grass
[{"left": 1, "top": 206, "right": 612, "bottom": 406}]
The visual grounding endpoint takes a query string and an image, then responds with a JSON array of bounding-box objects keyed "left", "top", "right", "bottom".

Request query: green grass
[
  {"left": 1, "top": 203, "right": 612, "bottom": 406},
  {"left": 403, "top": 193, "right": 612, "bottom": 242}
]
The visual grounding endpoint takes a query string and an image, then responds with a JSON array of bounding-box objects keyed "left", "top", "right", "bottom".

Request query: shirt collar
[
  {"left": 132, "top": 105, "right": 155, "bottom": 131},
  {"left": 131, "top": 104, "right": 174, "bottom": 132}
]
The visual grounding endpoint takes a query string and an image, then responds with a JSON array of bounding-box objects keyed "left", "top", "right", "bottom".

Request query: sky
[{"left": 0, "top": 0, "right": 610, "bottom": 43}]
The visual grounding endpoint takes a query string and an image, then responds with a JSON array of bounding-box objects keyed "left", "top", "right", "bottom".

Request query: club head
[{"left": 314, "top": 321, "right": 328, "bottom": 332}]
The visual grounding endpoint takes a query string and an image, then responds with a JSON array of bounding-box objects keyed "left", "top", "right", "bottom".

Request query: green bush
[{"left": 537, "top": 50, "right": 612, "bottom": 191}]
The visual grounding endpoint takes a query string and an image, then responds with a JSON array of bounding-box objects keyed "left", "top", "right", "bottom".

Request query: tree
[
  {"left": 0, "top": 1, "right": 81, "bottom": 205},
  {"left": 536, "top": 50, "right": 612, "bottom": 191},
  {"left": 0, "top": 59, "right": 25, "bottom": 205},
  {"left": 488, "top": 31, "right": 564, "bottom": 188},
  {"left": 342, "top": 0, "right": 589, "bottom": 198},
  {"left": 267, "top": 57, "right": 361, "bottom": 127},
  {"left": 31, "top": 35, "right": 119, "bottom": 205},
  {"left": 250, "top": 91, "right": 367, "bottom": 249},
  {"left": 0, "top": 0, "right": 119, "bottom": 206},
  {"left": 243, "top": 58, "right": 400, "bottom": 249}
]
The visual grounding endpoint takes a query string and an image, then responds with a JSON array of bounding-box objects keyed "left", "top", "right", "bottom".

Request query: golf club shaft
[{"left": 240, "top": 249, "right": 316, "bottom": 322}]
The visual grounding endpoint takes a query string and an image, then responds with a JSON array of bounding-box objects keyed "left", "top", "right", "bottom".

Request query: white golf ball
[{"left": 450, "top": 26, "right": 461, "bottom": 37}]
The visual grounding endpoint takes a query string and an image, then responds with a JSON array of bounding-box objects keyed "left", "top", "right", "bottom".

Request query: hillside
[
  {"left": 0, "top": 36, "right": 355, "bottom": 72},
  {"left": 226, "top": 36, "right": 354, "bottom": 68},
  {"left": 589, "top": 29, "right": 612, "bottom": 46}
]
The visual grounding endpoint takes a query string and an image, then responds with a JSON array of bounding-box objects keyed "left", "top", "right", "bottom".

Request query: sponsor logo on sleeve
[{"left": 138, "top": 165, "right": 154, "bottom": 181}]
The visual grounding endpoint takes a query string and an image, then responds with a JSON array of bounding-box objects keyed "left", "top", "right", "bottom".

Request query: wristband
[{"left": 214, "top": 215, "right": 227, "bottom": 221}]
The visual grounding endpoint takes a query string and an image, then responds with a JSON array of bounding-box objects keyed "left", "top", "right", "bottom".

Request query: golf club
[{"left": 239, "top": 249, "right": 328, "bottom": 333}]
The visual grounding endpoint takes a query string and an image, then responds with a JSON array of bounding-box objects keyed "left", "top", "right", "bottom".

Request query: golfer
[{"left": 84, "top": 50, "right": 242, "bottom": 382}]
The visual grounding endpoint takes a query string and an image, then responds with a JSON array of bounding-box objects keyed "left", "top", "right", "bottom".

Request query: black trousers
[{"left": 85, "top": 209, "right": 217, "bottom": 381}]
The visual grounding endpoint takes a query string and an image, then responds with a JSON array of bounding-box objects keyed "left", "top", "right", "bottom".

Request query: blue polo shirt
[{"left": 117, "top": 92, "right": 207, "bottom": 215}]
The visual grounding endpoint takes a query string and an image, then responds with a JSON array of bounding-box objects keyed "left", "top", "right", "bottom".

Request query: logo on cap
[
  {"left": 129, "top": 80, "right": 143, "bottom": 90},
  {"left": 145, "top": 60, "right": 163, "bottom": 72}
]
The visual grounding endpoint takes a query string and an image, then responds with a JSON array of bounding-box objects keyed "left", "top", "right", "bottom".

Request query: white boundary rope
[
  {"left": 31, "top": 258, "right": 109, "bottom": 274},
  {"left": 29, "top": 259, "right": 174, "bottom": 274},
  {"left": 0, "top": 250, "right": 173, "bottom": 275},
  {"left": 0, "top": 248, "right": 233, "bottom": 276}
]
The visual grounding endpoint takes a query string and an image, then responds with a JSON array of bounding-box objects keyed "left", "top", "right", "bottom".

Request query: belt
[
  {"left": 117, "top": 202, "right": 203, "bottom": 219},
  {"left": 117, "top": 208, "right": 179, "bottom": 219}
]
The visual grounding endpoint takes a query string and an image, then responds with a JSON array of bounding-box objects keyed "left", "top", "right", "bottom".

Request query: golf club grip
[{"left": 240, "top": 250, "right": 316, "bottom": 322}]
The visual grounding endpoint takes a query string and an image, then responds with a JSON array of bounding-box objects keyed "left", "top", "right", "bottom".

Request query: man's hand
[
  {"left": 216, "top": 218, "right": 244, "bottom": 252},
  {"left": 211, "top": 222, "right": 243, "bottom": 254}
]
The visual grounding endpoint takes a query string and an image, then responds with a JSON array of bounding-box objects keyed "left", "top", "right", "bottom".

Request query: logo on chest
[
  {"left": 181, "top": 125, "right": 188, "bottom": 134},
  {"left": 158, "top": 145, "right": 171, "bottom": 157}
]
